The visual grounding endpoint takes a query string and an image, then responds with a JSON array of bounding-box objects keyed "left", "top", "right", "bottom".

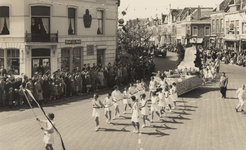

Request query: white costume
[
  {"left": 151, "top": 96, "right": 159, "bottom": 112},
  {"left": 171, "top": 86, "right": 178, "bottom": 102},
  {"left": 41, "top": 120, "right": 55, "bottom": 145},
  {"left": 104, "top": 97, "right": 112, "bottom": 111},
  {"left": 158, "top": 92, "right": 165, "bottom": 107},
  {"left": 149, "top": 80, "right": 156, "bottom": 92},
  {"left": 92, "top": 100, "right": 101, "bottom": 117},
  {"left": 131, "top": 102, "right": 139, "bottom": 122},
  {"left": 141, "top": 98, "right": 149, "bottom": 116},
  {"left": 129, "top": 86, "right": 138, "bottom": 100},
  {"left": 123, "top": 90, "right": 130, "bottom": 105},
  {"left": 112, "top": 90, "right": 123, "bottom": 107},
  {"left": 236, "top": 87, "right": 246, "bottom": 111}
]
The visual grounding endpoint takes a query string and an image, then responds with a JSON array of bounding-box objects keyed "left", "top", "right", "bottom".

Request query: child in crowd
[
  {"left": 14, "top": 88, "right": 19, "bottom": 106},
  {"left": 139, "top": 94, "right": 151, "bottom": 128}
]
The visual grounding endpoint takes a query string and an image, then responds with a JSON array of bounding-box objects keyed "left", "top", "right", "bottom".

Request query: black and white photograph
[{"left": 1, "top": 0, "right": 246, "bottom": 150}]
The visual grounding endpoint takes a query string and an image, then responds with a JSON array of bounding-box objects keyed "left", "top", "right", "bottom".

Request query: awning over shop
[{"left": 190, "top": 38, "right": 203, "bottom": 44}]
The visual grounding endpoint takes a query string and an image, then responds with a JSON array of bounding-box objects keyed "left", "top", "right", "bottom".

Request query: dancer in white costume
[
  {"left": 171, "top": 82, "right": 178, "bottom": 109},
  {"left": 150, "top": 92, "right": 160, "bottom": 122},
  {"left": 92, "top": 94, "right": 104, "bottom": 131},
  {"left": 149, "top": 77, "right": 157, "bottom": 98},
  {"left": 131, "top": 96, "right": 140, "bottom": 133},
  {"left": 128, "top": 83, "right": 138, "bottom": 102},
  {"left": 136, "top": 80, "right": 144, "bottom": 100},
  {"left": 169, "top": 85, "right": 175, "bottom": 110},
  {"left": 139, "top": 93, "right": 151, "bottom": 128},
  {"left": 104, "top": 93, "right": 112, "bottom": 124},
  {"left": 158, "top": 89, "right": 167, "bottom": 117},
  {"left": 122, "top": 87, "right": 132, "bottom": 114},
  {"left": 37, "top": 113, "right": 56, "bottom": 150},
  {"left": 164, "top": 87, "right": 172, "bottom": 112},
  {"left": 112, "top": 85, "right": 123, "bottom": 119}
]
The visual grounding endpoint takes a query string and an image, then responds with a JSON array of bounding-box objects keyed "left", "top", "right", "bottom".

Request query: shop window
[
  {"left": 221, "top": 19, "right": 224, "bottom": 33},
  {"left": 212, "top": 19, "right": 215, "bottom": 33},
  {"left": 216, "top": 19, "right": 219, "bottom": 33},
  {"left": 61, "top": 48, "right": 70, "bottom": 72},
  {"left": 204, "top": 26, "right": 210, "bottom": 36},
  {"left": 97, "top": 10, "right": 104, "bottom": 34},
  {"left": 73, "top": 47, "right": 82, "bottom": 70},
  {"left": 235, "top": 20, "right": 239, "bottom": 35},
  {"left": 7, "top": 49, "right": 19, "bottom": 75},
  {"left": 68, "top": 8, "right": 76, "bottom": 35},
  {"left": 0, "top": 49, "right": 4, "bottom": 70},
  {"left": 0, "top": 6, "right": 10, "bottom": 35},
  {"left": 242, "top": 22, "right": 246, "bottom": 34},
  {"left": 192, "top": 26, "right": 198, "bottom": 36}
]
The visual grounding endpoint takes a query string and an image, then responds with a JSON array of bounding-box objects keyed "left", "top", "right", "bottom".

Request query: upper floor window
[
  {"left": 226, "top": 21, "right": 229, "bottom": 34},
  {"left": 0, "top": 6, "right": 10, "bottom": 35},
  {"left": 216, "top": 19, "right": 219, "bottom": 33},
  {"left": 235, "top": 20, "right": 239, "bottom": 35},
  {"left": 242, "top": 22, "right": 246, "bottom": 34},
  {"left": 220, "top": 19, "right": 224, "bottom": 33},
  {"left": 212, "top": 20, "right": 215, "bottom": 33},
  {"left": 68, "top": 8, "right": 76, "bottom": 35},
  {"left": 31, "top": 6, "right": 50, "bottom": 34},
  {"left": 204, "top": 26, "right": 210, "bottom": 36},
  {"left": 192, "top": 26, "right": 198, "bottom": 36},
  {"left": 97, "top": 10, "right": 104, "bottom": 34}
]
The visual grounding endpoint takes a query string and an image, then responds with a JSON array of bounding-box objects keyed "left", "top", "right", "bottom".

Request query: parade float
[{"left": 163, "top": 46, "right": 203, "bottom": 96}]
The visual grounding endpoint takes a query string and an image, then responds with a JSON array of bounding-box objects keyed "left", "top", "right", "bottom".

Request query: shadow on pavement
[{"left": 97, "top": 128, "right": 131, "bottom": 132}]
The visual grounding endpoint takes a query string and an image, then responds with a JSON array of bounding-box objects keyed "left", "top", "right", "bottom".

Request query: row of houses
[
  {"left": 151, "top": 0, "right": 246, "bottom": 53},
  {"left": 0, "top": 0, "right": 119, "bottom": 77}
]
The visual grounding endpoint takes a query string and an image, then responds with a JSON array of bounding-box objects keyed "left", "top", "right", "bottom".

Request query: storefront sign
[
  {"left": 87, "top": 45, "right": 94, "bottom": 55},
  {"left": 65, "top": 40, "right": 81, "bottom": 44}
]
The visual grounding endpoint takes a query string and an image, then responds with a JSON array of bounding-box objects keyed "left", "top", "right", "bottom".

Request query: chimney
[{"left": 197, "top": 5, "right": 201, "bottom": 20}]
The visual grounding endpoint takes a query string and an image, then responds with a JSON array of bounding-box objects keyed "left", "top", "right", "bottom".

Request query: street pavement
[{"left": 1, "top": 52, "right": 246, "bottom": 150}]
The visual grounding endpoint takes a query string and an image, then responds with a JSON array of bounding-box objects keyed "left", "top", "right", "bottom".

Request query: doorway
[{"left": 97, "top": 49, "right": 105, "bottom": 65}]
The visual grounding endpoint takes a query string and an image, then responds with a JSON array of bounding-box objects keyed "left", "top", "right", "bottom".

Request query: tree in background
[{"left": 176, "top": 43, "right": 185, "bottom": 66}]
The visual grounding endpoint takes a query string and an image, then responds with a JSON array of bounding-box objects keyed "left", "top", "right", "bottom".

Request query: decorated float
[{"left": 163, "top": 46, "right": 203, "bottom": 96}]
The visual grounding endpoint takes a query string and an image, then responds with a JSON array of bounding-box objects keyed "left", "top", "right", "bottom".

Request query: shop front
[{"left": 31, "top": 48, "right": 50, "bottom": 76}]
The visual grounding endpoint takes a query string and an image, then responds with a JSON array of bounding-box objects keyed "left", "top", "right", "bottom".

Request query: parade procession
[{"left": 1, "top": 0, "right": 246, "bottom": 150}]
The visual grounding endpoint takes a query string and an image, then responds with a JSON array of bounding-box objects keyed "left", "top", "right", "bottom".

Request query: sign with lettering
[
  {"left": 87, "top": 45, "right": 94, "bottom": 55},
  {"left": 65, "top": 40, "right": 81, "bottom": 44}
]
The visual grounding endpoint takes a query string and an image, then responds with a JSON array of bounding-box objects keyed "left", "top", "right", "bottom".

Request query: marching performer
[
  {"left": 112, "top": 85, "right": 123, "bottom": 120},
  {"left": 150, "top": 92, "right": 160, "bottom": 122},
  {"left": 139, "top": 93, "right": 151, "bottom": 128},
  {"left": 131, "top": 96, "right": 140, "bottom": 133},
  {"left": 171, "top": 82, "right": 178, "bottom": 109},
  {"left": 92, "top": 93, "right": 104, "bottom": 131},
  {"left": 158, "top": 89, "right": 167, "bottom": 117},
  {"left": 128, "top": 83, "right": 138, "bottom": 104},
  {"left": 123, "top": 87, "right": 132, "bottom": 114},
  {"left": 169, "top": 85, "right": 175, "bottom": 110},
  {"left": 164, "top": 87, "right": 172, "bottom": 112},
  {"left": 104, "top": 93, "right": 112, "bottom": 124},
  {"left": 36, "top": 113, "right": 56, "bottom": 150},
  {"left": 136, "top": 80, "right": 144, "bottom": 100},
  {"left": 149, "top": 77, "right": 157, "bottom": 98}
]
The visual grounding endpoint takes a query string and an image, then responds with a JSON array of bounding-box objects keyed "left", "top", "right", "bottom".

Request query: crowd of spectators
[{"left": 0, "top": 55, "right": 156, "bottom": 108}]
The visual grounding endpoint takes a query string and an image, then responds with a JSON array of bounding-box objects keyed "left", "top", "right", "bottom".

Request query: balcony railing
[{"left": 25, "top": 31, "right": 58, "bottom": 42}]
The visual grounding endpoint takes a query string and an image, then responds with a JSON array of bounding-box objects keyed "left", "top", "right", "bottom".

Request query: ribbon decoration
[{"left": 22, "top": 88, "right": 66, "bottom": 150}]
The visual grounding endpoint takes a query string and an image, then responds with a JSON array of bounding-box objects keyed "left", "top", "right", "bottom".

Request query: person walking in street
[
  {"left": 131, "top": 95, "right": 140, "bottom": 133},
  {"left": 111, "top": 85, "right": 123, "bottom": 120},
  {"left": 36, "top": 113, "right": 56, "bottom": 150},
  {"left": 139, "top": 93, "right": 151, "bottom": 128},
  {"left": 104, "top": 93, "right": 112, "bottom": 124},
  {"left": 219, "top": 72, "right": 228, "bottom": 98},
  {"left": 92, "top": 93, "right": 104, "bottom": 131},
  {"left": 235, "top": 84, "right": 246, "bottom": 112}
]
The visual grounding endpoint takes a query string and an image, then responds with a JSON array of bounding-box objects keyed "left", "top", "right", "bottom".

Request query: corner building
[{"left": 0, "top": 0, "right": 118, "bottom": 77}]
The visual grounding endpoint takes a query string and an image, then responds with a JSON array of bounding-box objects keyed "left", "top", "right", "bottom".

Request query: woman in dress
[
  {"left": 150, "top": 92, "right": 160, "bottom": 122},
  {"left": 171, "top": 83, "right": 178, "bottom": 109},
  {"left": 140, "top": 93, "right": 151, "bottom": 128},
  {"left": 92, "top": 93, "right": 104, "bottom": 131},
  {"left": 164, "top": 86, "right": 171, "bottom": 112},
  {"left": 149, "top": 76, "right": 157, "bottom": 98},
  {"left": 158, "top": 89, "right": 166, "bottom": 117},
  {"left": 36, "top": 113, "right": 56, "bottom": 150},
  {"left": 131, "top": 96, "right": 140, "bottom": 133},
  {"left": 123, "top": 87, "right": 132, "bottom": 114},
  {"left": 104, "top": 93, "right": 112, "bottom": 124}
]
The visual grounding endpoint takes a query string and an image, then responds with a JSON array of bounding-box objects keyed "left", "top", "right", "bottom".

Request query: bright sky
[{"left": 118, "top": 0, "right": 224, "bottom": 20}]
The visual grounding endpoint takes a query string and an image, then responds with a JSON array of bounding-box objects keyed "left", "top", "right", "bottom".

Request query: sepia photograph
[{"left": 0, "top": 0, "right": 246, "bottom": 150}]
